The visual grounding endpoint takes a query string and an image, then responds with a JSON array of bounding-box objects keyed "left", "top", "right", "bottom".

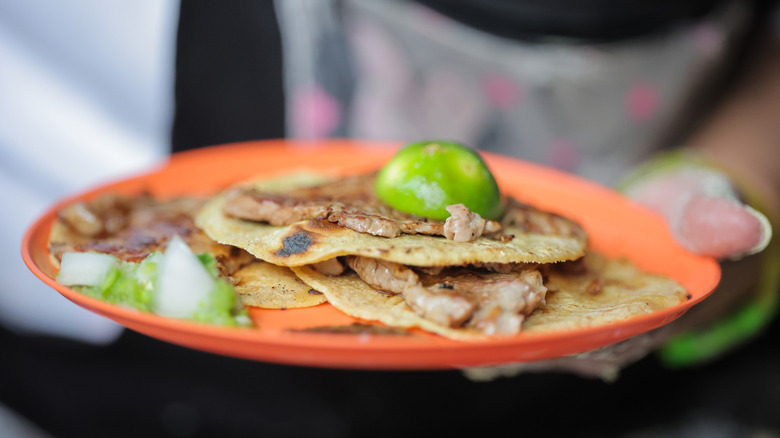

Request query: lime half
[{"left": 375, "top": 140, "right": 503, "bottom": 220}]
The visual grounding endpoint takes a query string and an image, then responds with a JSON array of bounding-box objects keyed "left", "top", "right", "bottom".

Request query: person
[
  {"left": 0, "top": 1, "right": 178, "bottom": 342},
  {"left": 2, "top": 0, "right": 778, "bottom": 435},
  {"left": 272, "top": 0, "right": 778, "bottom": 379},
  {"left": 0, "top": 2, "right": 179, "bottom": 435}
]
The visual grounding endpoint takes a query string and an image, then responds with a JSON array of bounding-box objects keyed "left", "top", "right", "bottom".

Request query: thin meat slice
[
  {"left": 51, "top": 194, "right": 254, "bottom": 277},
  {"left": 344, "top": 256, "right": 474, "bottom": 327},
  {"left": 501, "top": 198, "right": 587, "bottom": 240},
  {"left": 311, "top": 258, "right": 345, "bottom": 276},
  {"left": 443, "top": 203, "right": 501, "bottom": 242},
  {"left": 345, "top": 256, "right": 547, "bottom": 334},
  {"left": 343, "top": 256, "right": 419, "bottom": 295},
  {"left": 223, "top": 190, "right": 331, "bottom": 226},
  {"left": 222, "top": 174, "right": 502, "bottom": 241},
  {"left": 420, "top": 269, "right": 546, "bottom": 334},
  {"left": 327, "top": 208, "right": 405, "bottom": 238}
]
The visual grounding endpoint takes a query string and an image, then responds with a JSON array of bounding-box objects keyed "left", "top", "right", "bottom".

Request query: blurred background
[{"left": 2, "top": 0, "right": 779, "bottom": 436}]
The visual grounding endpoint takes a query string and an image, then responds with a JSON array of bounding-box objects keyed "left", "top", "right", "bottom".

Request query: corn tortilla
[
  {"left": 196, "top": 174, "right": 588, "bottom": 267},
  {"left": 233, "top": 261, "right": 327, "bottom": 309},
  {"left": 292, "top": 252, "right": 687, "bottom": 340}
]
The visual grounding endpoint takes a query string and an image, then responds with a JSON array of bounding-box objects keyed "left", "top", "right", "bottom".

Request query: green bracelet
[{"left": 658, "top": 242, "right": 778, "bottom": 367}]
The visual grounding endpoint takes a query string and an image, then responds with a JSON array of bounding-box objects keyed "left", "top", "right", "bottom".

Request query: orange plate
[{"left": 22, "top": 140, "right": 720, "bottom": 370}]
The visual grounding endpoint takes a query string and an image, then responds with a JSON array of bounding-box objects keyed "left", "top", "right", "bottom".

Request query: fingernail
[{"left": 735, "top": 205, "right": 773, "bottom": 260}]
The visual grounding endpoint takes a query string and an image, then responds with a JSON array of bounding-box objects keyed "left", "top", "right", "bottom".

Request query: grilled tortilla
[
  {"left": 524, "top": 252, "right": 689, "bottom": 331},
  {"left": 233, "top": 261, "right": 327, "bottom": 309},
  {"left": 292, "top": 263, "right": 487, "bottom": 340},
  {"left": 292, "top": 252, "right": 687, "bottom": 340},
  {"left": 196, "top": 173, "right": 588, "bottom": 267}
]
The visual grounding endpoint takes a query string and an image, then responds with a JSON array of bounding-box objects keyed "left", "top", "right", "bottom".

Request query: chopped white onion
[
  {"left": 153, "top": 235, "right": 215, "bottom": 318},
  {"left": 57, "top": 252, "right": 117, "bottom": 287}
]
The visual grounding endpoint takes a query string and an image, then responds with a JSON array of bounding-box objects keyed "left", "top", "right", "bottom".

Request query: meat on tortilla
[
  {"left": 48, "top": 193, "right": 324, "bottom": 309},
  {"left": 196, "top": 173, "right": 589, "bottom": 267},
  {"left": 292, "top": 252, "right": 688, "bottom": 340},
  {"left": 195, "top": 172, "right": 593, "bottom": 336}
]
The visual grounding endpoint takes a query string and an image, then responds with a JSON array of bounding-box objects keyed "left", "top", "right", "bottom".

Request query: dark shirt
[{"left": 413, "top": 0, "right": 727, "bottom": 42}]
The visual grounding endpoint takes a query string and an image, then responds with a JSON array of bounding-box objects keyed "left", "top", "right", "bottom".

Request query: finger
[
  {"left": 671, "top": 194, "right": 772, "bottom": 259},
  {"left": 625, "top": 166, "right": 772, "bottom": 260}
]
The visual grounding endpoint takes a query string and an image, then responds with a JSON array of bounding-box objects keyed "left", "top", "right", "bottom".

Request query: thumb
[
  {"left": 675, "top": 194, "right": 769, "bottom": 259},
  {"left": 625, "top": 167, "right": 772, "bottom": 260}
]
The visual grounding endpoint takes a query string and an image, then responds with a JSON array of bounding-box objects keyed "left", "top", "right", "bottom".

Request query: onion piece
[
  {"left": 57, "top": 252, "right": 117, "bottom": 287},
  {"left": 153, "top": 235, "right": 215, "bottom": 318}
]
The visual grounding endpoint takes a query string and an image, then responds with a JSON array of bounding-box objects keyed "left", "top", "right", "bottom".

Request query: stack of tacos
[
  {"left": 48, "top": 148, "right": 688, "bottom": 339},
  {"left": 195, "top": 171, "right": 687, "bottom": 339}
]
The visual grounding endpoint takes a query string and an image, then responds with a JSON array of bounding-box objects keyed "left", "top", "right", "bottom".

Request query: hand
[
  {"left": 623, "top": 163, "right": 772, "bottom": 260},
  {"left": 463, "top": 155, "right": 775, "bottom": 382},
  {"left": 464, "top": 332, "right": 664, "bottom": 382}
]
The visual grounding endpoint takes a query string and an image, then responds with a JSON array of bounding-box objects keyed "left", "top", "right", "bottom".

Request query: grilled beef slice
[
  {"left": 222, "top": 174, "right": 501, "bottom": 241},
  {"left": 344, "top": 255, "right": 547, "bottom": 334}
]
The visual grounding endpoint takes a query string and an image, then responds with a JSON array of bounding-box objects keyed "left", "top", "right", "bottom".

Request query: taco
[
  {"left": 197, "top": 172, "right": 588, "bottom": 267},
  {"left": 290, "top": 252, "right": 687, "bottom": 340},
  {"left": 195, "top": 169, "right": 599, "bottom": 336},
  {"left": 48, "top": 193, "right": 317, "bottom": 311}
]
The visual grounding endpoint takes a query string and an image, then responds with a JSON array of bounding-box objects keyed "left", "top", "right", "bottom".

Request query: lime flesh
[{"left": 375, "top": 141, "right": 503, "bottom": 220}]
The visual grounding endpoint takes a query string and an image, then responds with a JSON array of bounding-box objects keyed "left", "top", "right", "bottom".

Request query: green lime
[{"left": 375, "top": 140, "right": 504, "bottom": 220}]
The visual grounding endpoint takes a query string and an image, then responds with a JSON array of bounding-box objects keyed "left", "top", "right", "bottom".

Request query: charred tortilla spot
[
  {"left": 276, "top": 231, "right": 314, "bottom": 256},
  {"left": 308, "top": 289, "right": 323, "bottom": 295}
]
